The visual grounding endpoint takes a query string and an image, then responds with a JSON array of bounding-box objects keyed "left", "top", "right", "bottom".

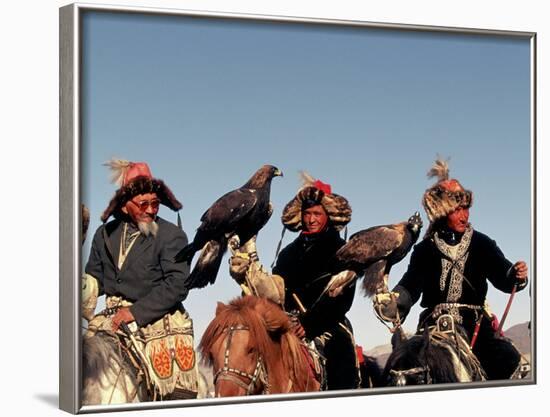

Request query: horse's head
[
  {"left": 201, "top": 296, "right": 320, "bottom": 396},
  {"left": 384, "top": 324, "right": 480, "bottom": 386},
  {"left": 384, "top": 335, "right": 433, "bottom": 386},
  {"left": 201, "top": 296, "right": 289, "bottom": 396},
  {"left": 210, "top": 323, "right": 268, "bottom": 396}
]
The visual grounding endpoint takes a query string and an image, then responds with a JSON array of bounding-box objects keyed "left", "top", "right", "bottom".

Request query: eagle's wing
[
  {"left": 200, "top": 188, "right": 258, "bottom": 231},
  {"left": 340, "top": 225, "right": 405, "bottom": 264}
]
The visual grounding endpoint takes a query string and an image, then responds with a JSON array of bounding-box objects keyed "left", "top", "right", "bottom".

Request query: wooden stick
[{"left": 292, "top": 293, "right": 307, "bottom": 314}]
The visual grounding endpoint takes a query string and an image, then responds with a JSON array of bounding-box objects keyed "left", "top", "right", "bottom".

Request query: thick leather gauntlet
[
  {"left": 373, "top": 291, "right": 400, "bottom": 323},
  {"left": 228, "top": 236, "right": 285, "bottom": 306}
]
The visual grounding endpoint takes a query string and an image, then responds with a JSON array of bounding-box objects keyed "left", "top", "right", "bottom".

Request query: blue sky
[{"left": 81, "top": 11, "right": 532, "bottom": 350}]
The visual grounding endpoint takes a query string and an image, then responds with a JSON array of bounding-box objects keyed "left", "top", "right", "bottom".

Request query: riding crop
[{"left": 497, "top": 284, "right": 518, "bottom": 336}]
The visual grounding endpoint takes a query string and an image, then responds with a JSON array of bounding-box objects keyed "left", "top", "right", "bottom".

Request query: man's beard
[{"left": 138, "top": 220, "right": 159, "bottom": 237}]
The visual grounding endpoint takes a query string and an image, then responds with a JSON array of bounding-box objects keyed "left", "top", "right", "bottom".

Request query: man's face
[
  {"left": 122, "top": 193, "right": 160, "bottom": 225},
  {"left": 446, "top": 207, "right": 470, "bottom": 233},
  {"left": 302, "top": 205, "right": 328, "bottom": 233}
]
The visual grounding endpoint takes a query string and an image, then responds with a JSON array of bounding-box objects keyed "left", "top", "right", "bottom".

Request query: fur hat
[
  {"left": 281, "top": 172, "right": 352, "bottom": 232},
  {"left": 422, "top": 157, "right": 473, "bottom": 224},
  {"left": 100, "top": 159, "right": 182, "bottom": 223}
]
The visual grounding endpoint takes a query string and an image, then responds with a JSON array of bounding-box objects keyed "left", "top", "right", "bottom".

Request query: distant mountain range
[{"left": 505, "top": 321, "right": 531, "bottom": 356}]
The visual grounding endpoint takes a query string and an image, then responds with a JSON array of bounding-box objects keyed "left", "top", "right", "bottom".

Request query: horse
[
  {"left": 383, "top": 317, "right": 486, "bottom": 386},
  {"left": 82, "top": 331, "right": 143, "bottom": 405},
  {"left": 200, "top": 295, "right": 322, "bottom": 397},
  {"left": 82, "top": 330, "right": 211, "bottom": 405},
  {"left": 358, "top": 352, "right": 385, "bottom": 388}
]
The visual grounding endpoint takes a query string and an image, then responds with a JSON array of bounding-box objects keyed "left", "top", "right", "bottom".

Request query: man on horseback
[
  {"left": 229, "top": 174, "right": 361, "bottom": 390},
  {"left": 376, "top": 158, "right": 528, "bottom": 380},
  {"left": 82, "top": 159, "right": 201, "bottom": 401}
]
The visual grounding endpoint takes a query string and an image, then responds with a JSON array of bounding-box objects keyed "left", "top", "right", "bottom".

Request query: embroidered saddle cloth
[{"left": 140, "top": 308, "right": 199, "bottom": 398}]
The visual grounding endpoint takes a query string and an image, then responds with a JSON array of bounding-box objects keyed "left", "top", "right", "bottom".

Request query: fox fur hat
[
  {"left": 281, "top": 172, "right": 352, "bottom": 232},
  {"left": 100, "top": 159, "right": 182, "bottom": 223},
  {"left": 422, "top": 157, "right": 473, "bottom": 224}
]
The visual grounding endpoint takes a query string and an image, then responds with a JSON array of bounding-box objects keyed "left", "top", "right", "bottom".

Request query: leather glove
[
  {"left": 229, "top": 255, "right": 250, "bottom": 283},
  {"left": 373, "top": 291, "right": 400, "bottom": 323},
  {"left": 111, "top": 307, "right": 135, "bottom": 332}
]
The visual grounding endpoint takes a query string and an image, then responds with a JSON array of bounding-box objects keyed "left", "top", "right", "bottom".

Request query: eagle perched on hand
[
  {"left": 333, "top": 212, "right": 423, "bottom": 296},
  {"left": 175, "top": 164, "right": 283, "bottom": 289}
]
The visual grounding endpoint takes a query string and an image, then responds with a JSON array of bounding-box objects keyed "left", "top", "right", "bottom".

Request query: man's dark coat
[
  {"left": 85, "top": 217, "right": 190, "bottom": 326},
  {"left": 273, "top": 227, "right": 359, "bottom": 389},
  {"left": 395, "top": 228, "right": 526, "bottom": 379},
  {"left": 396, "top": 229, "right": 524, "bottom": 322}
]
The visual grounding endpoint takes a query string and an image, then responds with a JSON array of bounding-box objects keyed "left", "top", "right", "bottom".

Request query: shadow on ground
[{"left": 34, "top": 394, "right": 58, "bottom": 409}]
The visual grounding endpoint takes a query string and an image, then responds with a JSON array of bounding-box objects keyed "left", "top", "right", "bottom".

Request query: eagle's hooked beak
[{"left": 274, "top": 168, "right": 283, "bottom": 177}]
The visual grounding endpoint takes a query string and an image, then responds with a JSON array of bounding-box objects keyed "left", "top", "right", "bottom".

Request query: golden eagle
[
  {"left": 334, "top": 212, "right": 423, "bottom": 296},
  {"left": 175, "top": 165, "right": 283, "bottom": 289}
]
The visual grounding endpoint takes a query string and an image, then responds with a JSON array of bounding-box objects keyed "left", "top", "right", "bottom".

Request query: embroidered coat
[
  {"left": 85, "top": 217, "right": 191, "bottom": 327},
  {"left": 395, "top": 227, "right": 525, "bottom": 330}
]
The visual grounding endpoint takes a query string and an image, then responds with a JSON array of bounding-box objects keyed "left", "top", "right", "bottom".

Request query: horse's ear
[
  {"left": 422, "top": 325, "right": 430, "bottom": 340},
  {"left": 419, "top": 325, "right": 432, "bottom": 357},
  {"left": 215, "top": 301, "right": 227, "bottom": 316},
  {"left": 391, "top": 327, "right": 407, "bottom": 349}
]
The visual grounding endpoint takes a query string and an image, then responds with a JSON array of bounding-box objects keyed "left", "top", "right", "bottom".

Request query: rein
[{"left": 213, "top": 325, "right": 269, "bottom": 395}]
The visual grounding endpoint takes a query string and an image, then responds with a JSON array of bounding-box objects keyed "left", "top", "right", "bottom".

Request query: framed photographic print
[{"left": 60, "top": 2, "right": 536, "bottom": 414}]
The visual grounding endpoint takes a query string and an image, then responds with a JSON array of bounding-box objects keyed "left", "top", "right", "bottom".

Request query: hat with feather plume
[
  {"left": 422, "top": 157, "right": 473, "bottom": 224},
  {"left": 281, "top": 172, "right": 352, "bottom": 232},
  {"left": 100, "top": 159, "right": 182, "bottom": 223}
]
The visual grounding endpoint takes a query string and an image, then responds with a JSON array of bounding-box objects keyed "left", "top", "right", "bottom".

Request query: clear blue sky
[{"left": 81, "top": 11, "right": 532, "bottom": 350}]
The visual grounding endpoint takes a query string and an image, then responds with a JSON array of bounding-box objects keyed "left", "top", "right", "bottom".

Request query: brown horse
[{"left": 200, "top": 296, "right": 321, "bottom": 397}]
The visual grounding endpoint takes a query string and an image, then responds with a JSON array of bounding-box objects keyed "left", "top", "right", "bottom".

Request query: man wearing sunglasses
[{"left": 82, "top": 159, "right": 201, "bottom": 400}]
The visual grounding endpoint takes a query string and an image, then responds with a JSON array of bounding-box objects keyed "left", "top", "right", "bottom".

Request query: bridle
[
  {"left": 389, "top": 366, "right": 432, "bottom": 386},
  {"left": 213, "top": 325, "right": 269, "bottom": 395}
]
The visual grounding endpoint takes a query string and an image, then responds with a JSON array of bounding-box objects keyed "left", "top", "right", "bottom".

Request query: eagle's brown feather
[{"left": 334, "top": 212, "right": 422, "bottom": 296}]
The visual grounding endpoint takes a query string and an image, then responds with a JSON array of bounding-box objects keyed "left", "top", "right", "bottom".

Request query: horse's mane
[
  {"left": 200, "top": 296, "right": 310, "bottom": 392},
  {"left": 82, "top": 332, "right": 137, "bottom": 387}
]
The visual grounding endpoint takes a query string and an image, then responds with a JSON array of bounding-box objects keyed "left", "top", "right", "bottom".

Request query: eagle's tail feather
[
  {"left": 186, "top": 237, "right": 227, "bottom": 289},
  {"left": 174, "top": 242, "right": 199, "bottom": 263},
  {"left": 362, "top": 260, "right": 387, "bottom": 297}
]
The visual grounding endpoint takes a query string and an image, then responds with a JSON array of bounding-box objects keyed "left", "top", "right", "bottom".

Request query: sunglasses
[{"left": 128, "top": 198, "right": 161, "bottom": 211}]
